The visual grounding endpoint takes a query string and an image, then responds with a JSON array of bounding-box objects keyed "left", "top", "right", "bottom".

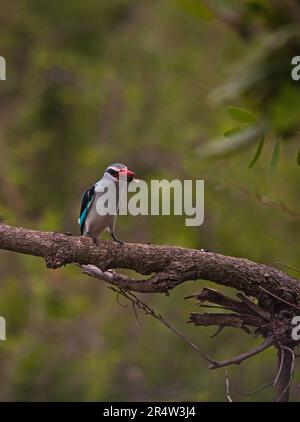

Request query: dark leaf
[
  {"left": 269, "top": 139, "right": 281, "bottom": 176},
  {"left": 297, "top": 149, "right": 300, "bottom": 166},
  {"left": 248, "top": 136, "right": 265, "bottom": 169}
]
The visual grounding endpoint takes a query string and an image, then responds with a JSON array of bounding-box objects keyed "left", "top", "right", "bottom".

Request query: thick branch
[{"left": 0, "top": 222, "right": 299, "bottom": 307}]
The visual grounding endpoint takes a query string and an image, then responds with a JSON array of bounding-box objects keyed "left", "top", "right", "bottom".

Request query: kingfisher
[{"left": 79, "top": 163, "right": 136, "bottom": 244}]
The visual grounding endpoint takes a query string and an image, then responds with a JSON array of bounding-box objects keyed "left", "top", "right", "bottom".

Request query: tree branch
[
  {"left": 0, "top": 222, "right": 299, "bottom": 307},
  {"left": 208, "top": 336, "right": 275, "bottom": 370}
]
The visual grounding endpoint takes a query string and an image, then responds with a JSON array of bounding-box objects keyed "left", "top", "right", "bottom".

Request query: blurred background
[{"left": 0, "top": 0, "right": 299, "bottom": 402}]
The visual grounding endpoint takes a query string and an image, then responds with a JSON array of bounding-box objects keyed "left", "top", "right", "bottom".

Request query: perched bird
[{"left": 79, "top": 163, "right": 135, "bottom": 244}]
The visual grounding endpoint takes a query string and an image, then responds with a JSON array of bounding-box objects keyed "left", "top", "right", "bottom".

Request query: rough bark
[{"left": 0, "top": 222, "right": 299, "bottom": 303}]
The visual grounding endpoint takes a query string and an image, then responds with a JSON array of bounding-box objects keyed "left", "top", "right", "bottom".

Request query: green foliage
[
  {"left": 248, "top": 136, "right": 265, "bottom": 169},
  {"left": 269, "top": 138, "right": 281, "bottom": 177},
  {"left": 227, "top": 106, "right": 256, "bottom": 124},
  {"left": 297, "top": 149, "right": 300, "bottom": 166}
]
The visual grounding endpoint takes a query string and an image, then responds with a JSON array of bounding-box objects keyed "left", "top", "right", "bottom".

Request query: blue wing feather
[{"left": 79, "top": 185, "right": 95, "bottom": 234}]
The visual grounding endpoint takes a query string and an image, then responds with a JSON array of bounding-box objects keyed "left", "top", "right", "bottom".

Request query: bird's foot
[
  {"left": 110, "top": 232, "right": 124, "bottom": 246},
  {"left": 85, "top": 231, "right": 100, "bottom": 246},
  {"left": 63, "top": 231, "right": 73, "bottom": 236},
  {"left": 200, "top": 248, "right": 210, "bottom": 252},
  {"left": 92, "top": 237, "right": 100, "bottom": 246}
]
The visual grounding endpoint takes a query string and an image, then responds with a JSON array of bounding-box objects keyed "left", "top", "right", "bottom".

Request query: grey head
[{"left": 103, "top": 163, "right": 135, "bottom": 182}]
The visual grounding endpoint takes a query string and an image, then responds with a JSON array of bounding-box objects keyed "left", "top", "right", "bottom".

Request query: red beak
[
  {"left": 119, "top": 169, "right": 135, "bottom": 181},
  {"left": 125, "top": 169, "right": 135, "bottom": 177}
]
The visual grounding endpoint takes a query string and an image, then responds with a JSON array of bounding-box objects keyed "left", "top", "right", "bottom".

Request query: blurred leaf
[
  {"left": 297, "top": 149, "right": 300, "bottom": 165},
  {"left": 198, "top": 122, "right": 266, "bottom": 158},
  {"left": 227, "top": 106, "right": 256, "bottom": 123},
  {"left": 248, "top": 136, "right": 265, "bottom": 169},
  {"left": 269, "top": 139, "right": 281, "bottom": 176},
  {"left": 210, "top": 26, "right": 300, "bottom": 104},
  {"left": 223, "top": 127, "right": 242, "bottom": 138}
]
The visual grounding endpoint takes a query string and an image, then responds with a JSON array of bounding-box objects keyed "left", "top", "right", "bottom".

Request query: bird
[{"left": 79, "top": 163, "right": 136, "bottom": 245}]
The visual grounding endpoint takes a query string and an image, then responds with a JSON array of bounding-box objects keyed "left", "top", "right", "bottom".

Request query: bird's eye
[{"left": 107, "top": 168, "right": 119, "bottom": 177}]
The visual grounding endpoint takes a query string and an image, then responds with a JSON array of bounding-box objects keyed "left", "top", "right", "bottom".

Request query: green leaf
[
  {"left": 269, "top": 139, "right": 281, "bottom": 176},
  {"left": 297, "top": 149, "right": 300, "bottom": 165},
  {"left": 223, "top": 127, "right": 242, "bottom": 138},
  {"left": 248, "top": 136, "right": 265, "bottom": 169},
  {"left": 227, "top": 106, "right": 256, "bottom": 123}
]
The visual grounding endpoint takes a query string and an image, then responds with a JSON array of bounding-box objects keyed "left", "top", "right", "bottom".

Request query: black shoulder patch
[{"left": 79, "top": 185, "right": 95, "bottom": 234}]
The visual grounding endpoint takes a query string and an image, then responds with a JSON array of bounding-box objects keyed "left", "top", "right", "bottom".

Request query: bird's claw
[
  {"left": 92, "top": 237, "right": 100, "bottom": 246},
  {"left": 111, "top": 232, "right": 124, "bottom": 246}
]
